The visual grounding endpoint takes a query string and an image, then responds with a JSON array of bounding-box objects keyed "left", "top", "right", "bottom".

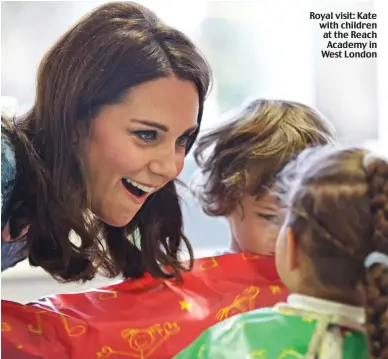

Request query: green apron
[{"left": 173, "top": 306, "right": 369, "bottom": 359}]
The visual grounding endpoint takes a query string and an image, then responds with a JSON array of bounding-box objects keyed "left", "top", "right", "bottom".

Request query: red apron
[{"left": 1, "top": 253, "right": 288, "bottom": 359}]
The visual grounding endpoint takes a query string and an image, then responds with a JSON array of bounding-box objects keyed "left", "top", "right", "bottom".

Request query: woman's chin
[{"left": 94, "top": 210, "right": 136, "bottom": 228}]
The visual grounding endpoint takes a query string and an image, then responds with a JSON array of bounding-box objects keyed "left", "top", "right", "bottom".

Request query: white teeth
[{"left": 123, "top": 177, "right": 156, "bottom": 193}]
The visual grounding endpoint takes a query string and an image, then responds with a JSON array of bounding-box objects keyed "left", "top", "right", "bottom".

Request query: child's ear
[{"left": 286, "top": 227, "right": 298, "bottom": 271}]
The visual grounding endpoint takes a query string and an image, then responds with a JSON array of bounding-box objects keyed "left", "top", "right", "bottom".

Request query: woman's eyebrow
[
  {"left": 130, "top": 119, "right": 169, "bottom": 132},
  {"left": 130, "top": 119, "right": 197, "bottom": 136}
]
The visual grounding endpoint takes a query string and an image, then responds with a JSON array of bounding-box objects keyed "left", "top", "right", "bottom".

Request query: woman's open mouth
[{"left": 121, "top": 177, "right": 157, "bottom": 200}]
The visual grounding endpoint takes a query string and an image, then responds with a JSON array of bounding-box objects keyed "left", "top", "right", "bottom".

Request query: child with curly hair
[{"left": 194, "top": 99, "right": 336, "bottom": 255}]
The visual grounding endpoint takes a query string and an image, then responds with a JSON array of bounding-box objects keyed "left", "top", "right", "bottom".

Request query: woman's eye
[
  {"left": 256, "top": 213, "right": 279, "bottom": 222},
  {"left": 132, "top": 130, "right": 158, "bottom": 143},
  {"left": 176, "top": 134, "right": 190, "bottom": 148}
]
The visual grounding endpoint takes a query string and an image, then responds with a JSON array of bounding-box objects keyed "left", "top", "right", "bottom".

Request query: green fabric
[{"left": 173, "top": 307, "right": 368, "bottom": 359}]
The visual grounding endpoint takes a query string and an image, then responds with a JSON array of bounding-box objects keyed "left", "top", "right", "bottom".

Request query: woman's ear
[{"left": 286, "top": 226, "right": 298, "bottom": 271}]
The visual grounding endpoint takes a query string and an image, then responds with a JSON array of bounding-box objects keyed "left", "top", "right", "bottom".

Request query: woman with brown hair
[{"left": 1, "top": 2, "right": 211, "bottom": 282}]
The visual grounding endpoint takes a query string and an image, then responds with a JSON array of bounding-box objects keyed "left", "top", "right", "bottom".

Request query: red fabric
[{"left": 1, "top": 253, "right": 289, "bottom": 359}]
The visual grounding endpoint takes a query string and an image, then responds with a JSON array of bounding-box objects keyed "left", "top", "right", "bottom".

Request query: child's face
[{"left": 227, "top": 192, "right": 284, "bottom": 255}]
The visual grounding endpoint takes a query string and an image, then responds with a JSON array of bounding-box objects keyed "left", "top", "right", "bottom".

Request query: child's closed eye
[{"left": 255, "top": 213, "right": 279, "bottom": 222}]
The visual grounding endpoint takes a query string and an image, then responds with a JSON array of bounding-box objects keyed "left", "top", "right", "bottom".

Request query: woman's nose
[{"left": 148, "top": 146, "right": 181, "bottom": 182}]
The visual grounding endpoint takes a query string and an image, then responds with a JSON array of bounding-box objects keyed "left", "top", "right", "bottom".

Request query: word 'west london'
[{"left": 310, "top": 11, "right": 378, "bottom": 59}]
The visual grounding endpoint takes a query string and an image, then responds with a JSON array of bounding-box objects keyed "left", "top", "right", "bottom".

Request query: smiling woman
[
  {"left": 83, "top": 77, "right": 199, "bottom": 228},
  {"left": 1, "top": 1, "right": 211, "bottom": 283}
]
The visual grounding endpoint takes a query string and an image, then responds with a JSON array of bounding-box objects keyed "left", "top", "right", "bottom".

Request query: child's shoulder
[
  {"left": 232, "top": 306, "right": 316, "bottom": 337},
  {"left": 174, "top": 307, "right": 312, "bottom": 359},
  {"left": 174, "top": 306, "right": 368, "bottom": 359}
]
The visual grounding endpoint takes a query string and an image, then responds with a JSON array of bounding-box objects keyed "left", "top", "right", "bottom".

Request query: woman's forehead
[{"left": 118, "top": 77, "right": 199, "bottom": 131}]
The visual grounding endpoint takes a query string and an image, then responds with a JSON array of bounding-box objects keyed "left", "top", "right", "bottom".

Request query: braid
[
  {"left": 279, "top": 147, "right": 388, "bottom": 358},
  {"left": 361, "top": 154, "right": 388, "bottom": 359}
]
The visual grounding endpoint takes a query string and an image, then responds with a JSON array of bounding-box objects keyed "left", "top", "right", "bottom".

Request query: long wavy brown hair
[
  {"left": 193, "top": 99, "right": 336, "bottom": 217},
  {"left": 278, "top": 146, "right": 388, "bottom": 359},
  {"left": 4, "top": 2, "right": 211, "bottom": 283}
]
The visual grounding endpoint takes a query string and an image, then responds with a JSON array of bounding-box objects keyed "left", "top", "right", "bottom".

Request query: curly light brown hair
[
  {"left": 278, "top": 146, "right": 388, "bottom": 359},
  {"left": 193, "top": 99, "right": 336, "bottom": 216}
]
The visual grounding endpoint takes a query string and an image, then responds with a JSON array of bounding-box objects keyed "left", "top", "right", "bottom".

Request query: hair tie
[
  {"left": 362, "top": 152, "right": 381, "bottom": 169},
  {"left": 364, "top": 251, "right": 388, "bottom": 268}
]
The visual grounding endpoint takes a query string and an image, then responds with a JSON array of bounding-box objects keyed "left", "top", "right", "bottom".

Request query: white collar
[{"left": 285, "top": 294, "right": 365, "bottom": 325}]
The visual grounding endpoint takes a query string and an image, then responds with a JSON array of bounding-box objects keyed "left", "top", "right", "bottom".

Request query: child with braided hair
[{"left": 175, "top": 145, "right": 388, "bottom": 359}]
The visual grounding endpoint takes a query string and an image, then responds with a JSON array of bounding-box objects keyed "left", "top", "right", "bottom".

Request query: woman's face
[{"left": 82, "top": 76, "right": 199, "bottom": 227}]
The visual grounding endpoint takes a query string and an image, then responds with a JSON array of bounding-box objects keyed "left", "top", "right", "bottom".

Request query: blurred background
[{"left": 1, "top": 0, "right": 387, "bottom": 302}]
